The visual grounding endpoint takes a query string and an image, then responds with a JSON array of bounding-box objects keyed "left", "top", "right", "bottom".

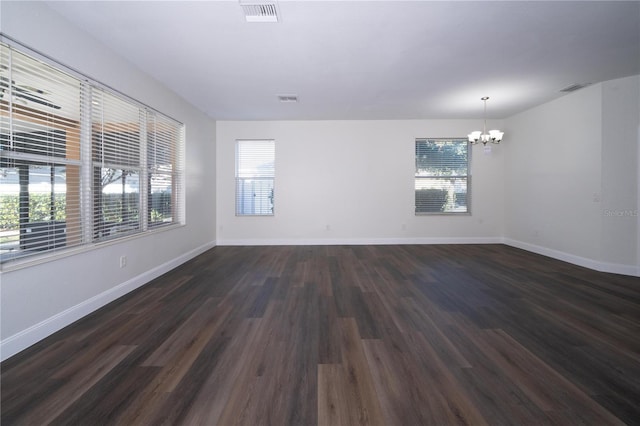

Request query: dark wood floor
[{"left": 2, "top": 244, "right": 639, "bottom": 425}]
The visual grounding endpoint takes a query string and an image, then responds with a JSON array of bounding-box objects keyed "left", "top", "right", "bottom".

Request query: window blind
[
  {"left": 235, "top": 140, "right": 275, "bottom": 216},
  {"left": 415, "top": 138, "right": 470, "bottom": 214},
  {"left": 147, "top": 112, "right": 184, "bottom": 227},
  {"left": 0, "top": 40, "right": 184, "bottom": 267},
  {"left": 91, "top": 88, "right": 143, "bottom": 240},
  {"left": 0, "top": 44, "right": 84, "bottom": 259}
]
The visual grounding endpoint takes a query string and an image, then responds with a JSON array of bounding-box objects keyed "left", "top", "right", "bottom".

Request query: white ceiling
[{"left": 44, "top": 0, "right": 640, "bottom": 120}]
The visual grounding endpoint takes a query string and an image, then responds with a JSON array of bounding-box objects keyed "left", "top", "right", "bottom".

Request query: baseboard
[
  {"left": 219, "top": 237, "right": 639, "bottom": 276},
  {"left": 504, "top": 238, "right": 639, "bottom": 277},
  {"left": 0, "top": 240, "right": 216, "bottom": 362},
  {"left": 216, "top": 236, "right": 504, "bottom": 246}
]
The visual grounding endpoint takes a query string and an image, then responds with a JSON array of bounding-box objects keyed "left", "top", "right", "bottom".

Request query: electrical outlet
[{"left": 119, "top": 255, "right": 127, "bottom": 268}]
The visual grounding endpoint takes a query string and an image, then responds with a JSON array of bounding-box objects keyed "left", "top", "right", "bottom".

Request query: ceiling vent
[
  {"left": 240, "top": 1, "right": 280, "bottom": 23},
  {"left": 560, "top": 83, "right": 592, "bottom": 93},
  {"left": 278, "top": 95, "right": 298, "bottom": 103}
]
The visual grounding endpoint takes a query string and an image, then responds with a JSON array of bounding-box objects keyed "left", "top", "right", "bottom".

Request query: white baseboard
[
  {"left": 504, "top": 238, "right": 639, "bottom": 277},
  {"left": 0, "top": 241, "right": 216, "bottom": 362},
  {"left": 219, "top": 237, "right": 638, "bottom": 276},
  {"left": 216, "top": 236, "right": 504, "bottom": 246}
]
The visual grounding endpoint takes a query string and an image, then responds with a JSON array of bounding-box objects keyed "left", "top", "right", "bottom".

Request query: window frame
[
  {"left": 0, "top": 38, "right": 185, "bottom": 269},
  {"left": 414, "top": 137, "right": 471, "bottom": 215}
]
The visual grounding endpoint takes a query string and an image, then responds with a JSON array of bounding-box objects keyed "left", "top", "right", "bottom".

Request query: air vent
[
  {"left": 278, "top": 95, "right": 298, "bottom": 103},
  {"left": 560, "top": 83, "right": 592, "bottom": 93},
  {"left": 240, "top": 1, "right": 279, "bottom": 23}
]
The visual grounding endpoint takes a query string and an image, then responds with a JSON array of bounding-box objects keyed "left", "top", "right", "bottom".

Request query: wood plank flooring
[{"left": 2, "top": 244, "right": 639, "bottom": 425}]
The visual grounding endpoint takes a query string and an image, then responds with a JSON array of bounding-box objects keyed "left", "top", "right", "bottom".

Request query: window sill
[{"left": 0, "top": 223, "right": 184, "bottom": 273}]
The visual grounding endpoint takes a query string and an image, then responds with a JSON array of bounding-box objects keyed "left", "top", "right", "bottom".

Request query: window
[
  {"left": 92, "top": 89, "right": 143, "bottom": 240},
  {"left": 235, "top": 140, "right": 274, "bottom": 216},
  {"left": 415, "top": 138, "right": 470, "bottom": 214},
  {"left": 0, "top": 40, "right": 184, "bottom": 267},
  {"left": 147, "top": 113, "right": 182, "bottom": 227}
]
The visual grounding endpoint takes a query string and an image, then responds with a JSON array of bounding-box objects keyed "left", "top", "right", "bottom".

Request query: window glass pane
[
  {"left": 415, "top": 138, "right": 469, "bottom": 214},
  {"left": 236, "top": 140, "right": 274, "bottom": 216},
  {"left": 415, "top": 177, "right": 468, "bottom": 213},
  {"left": 236, "top": 177, "right": 274, "bottom": 216},
  {"left": 149, "top": 172, "right": 173, "bottom": 225},
  {"left": 94, "top": 168, "right": 140, "bottom": 240},
  {"left": 236, "top": 140, "right": 275, "bottom": 178},
  {"left": 0, "top": 162, "right": 80, "bottom": 260},
  {"left": 147, "top": 113, "right": 180, "bottom": 227},
  {"left": 92, "top": 130, "right": 140, "bottom": 167},
  {"left": 0, "top": 167, "right": 21, "bottom": 253},
  {"left": 147, "top": 114, "right": 177, "bottom": 168},
  {"left": 92, "top": 90, "right": 142, "bottom": 168},
  {"left": 2, "top": 129, "right": 67, "bottom": 158}
]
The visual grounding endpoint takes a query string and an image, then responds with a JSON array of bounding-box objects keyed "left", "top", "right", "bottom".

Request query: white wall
[
  {"left": 0, "top": 2, "right": 217, "bottom": 360},
  {"left": 216, "top": 120, "right": 504, "bottom": 245},
  {"left": 505, "top": 76, "right": 639, "bottom": 275},
  {"left": 601, "top": 76, "right": 640, "bottom": 267},
  {"left": 504, "top": 85, "right": 603, "bottom": 260}
]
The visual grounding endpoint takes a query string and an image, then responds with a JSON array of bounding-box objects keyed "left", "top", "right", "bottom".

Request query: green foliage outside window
[{"left": 0, "top": 194, "right": 66, "bottom": 229}]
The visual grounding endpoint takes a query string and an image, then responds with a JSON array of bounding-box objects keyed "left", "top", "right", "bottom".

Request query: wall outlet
[{"left": 119, "top": 255, "right": 127, "bottom": 268}]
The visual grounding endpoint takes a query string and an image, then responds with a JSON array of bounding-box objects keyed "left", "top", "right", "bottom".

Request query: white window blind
[
  {"left": 91, "top": 88, "right": 143, "bottom": 240},
  {"left": 0, "top": 44, "right": 84, "bottom": 260},
  {"left": 147, "top": 112, "right": 184, "bottom": 227},
  {"left": 235, "top": 140, "right": 275, "bottom": 216},
  {"left": 0, "top": 40, "right": 184, "bottom": 267},
  {"left": 415, "top": 138, "right": 470, "bottom": 214}
]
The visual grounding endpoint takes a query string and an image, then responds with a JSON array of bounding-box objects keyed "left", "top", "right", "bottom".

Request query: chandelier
[{"left": 467, "top": 96, "right": 504, "bottom": 145}]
